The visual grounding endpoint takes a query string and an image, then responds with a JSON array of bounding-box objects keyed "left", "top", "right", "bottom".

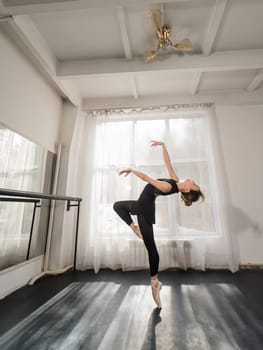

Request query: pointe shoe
[
  {"left": 151, "top": 280, "right": 162, "bottom": 309},
  {"left": 132, "top": 225, "right": 143, "bottom": 240}
]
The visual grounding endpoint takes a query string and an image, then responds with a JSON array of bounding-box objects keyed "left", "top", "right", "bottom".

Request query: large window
[{"left": 95, "top": 112, "right": 217, "bottom": 239}]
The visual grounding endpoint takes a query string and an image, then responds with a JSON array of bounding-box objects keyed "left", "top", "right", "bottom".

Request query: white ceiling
[{"left": 1, "top": 0, "right": 263, "bottom": 109}]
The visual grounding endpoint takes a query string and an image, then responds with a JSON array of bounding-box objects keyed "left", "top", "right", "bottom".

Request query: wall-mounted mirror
[{"left": 0, "top": 123, "right": 56, "bottom": 270}]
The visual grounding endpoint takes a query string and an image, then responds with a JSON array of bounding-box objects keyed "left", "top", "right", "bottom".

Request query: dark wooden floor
[{"left": 0, "top": 269, "right": 263, "bottom": 349}]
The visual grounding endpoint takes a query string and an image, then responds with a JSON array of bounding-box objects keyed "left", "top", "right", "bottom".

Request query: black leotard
[{"left": 137, "top": 178, "right": 178, "bottom": 224}]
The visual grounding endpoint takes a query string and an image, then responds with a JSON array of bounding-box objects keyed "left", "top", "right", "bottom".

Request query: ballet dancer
[{"left": 113, "top": 141, "right": 204, "bottom": 309}]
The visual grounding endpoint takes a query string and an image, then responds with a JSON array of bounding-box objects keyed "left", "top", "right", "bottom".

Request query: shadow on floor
[{"left": 0, "top": 269, "right": 263, "bottom": 349}]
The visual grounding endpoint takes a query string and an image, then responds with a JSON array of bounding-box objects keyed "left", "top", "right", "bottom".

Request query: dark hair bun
[{"left": 181, "top": 194, "right": 192, "bottom": 206}]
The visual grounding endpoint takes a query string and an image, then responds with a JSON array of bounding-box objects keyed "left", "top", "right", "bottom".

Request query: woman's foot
[
  {"left": 130, "top": 223, "right": 143, "bottom": 239},
  {"left": 151, "top": 279, "right": 162, "bottom": 309}
]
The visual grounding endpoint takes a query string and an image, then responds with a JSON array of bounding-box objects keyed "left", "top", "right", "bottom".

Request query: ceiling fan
[{"left": 144, "top": 9, "right": 192, "bottom": 63}]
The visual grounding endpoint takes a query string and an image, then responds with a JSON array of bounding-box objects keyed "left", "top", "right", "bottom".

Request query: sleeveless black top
[{"left": 137, "top": 178, "right": 178, "bottom": 224}]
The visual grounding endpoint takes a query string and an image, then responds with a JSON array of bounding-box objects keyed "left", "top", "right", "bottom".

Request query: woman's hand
[
  {"left": 151, "top": 140, "right": 164, "bottom": 147},
  {"left": 119, "top": 169, "right": 132, "bottom": 177}
]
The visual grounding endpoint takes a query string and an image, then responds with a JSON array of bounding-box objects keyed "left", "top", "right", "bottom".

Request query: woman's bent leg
[
  {"left": 113, "top": 201, "right": 142, "bottom": 239},
  {"left": 113, "top": 201, "right": 136, "bottom": 226}
]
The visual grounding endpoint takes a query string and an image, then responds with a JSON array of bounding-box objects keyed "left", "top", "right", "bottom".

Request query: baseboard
[
  {"left": 0, "top": 256, "right": 44, "bottom": 299},
  {"left": 239, "top": 264, "right": 263, "bottom": 269}
]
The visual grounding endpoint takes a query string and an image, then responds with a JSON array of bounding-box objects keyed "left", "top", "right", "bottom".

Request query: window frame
[{"left": 97, "top": 109, "right": 220, "bottom": 239}]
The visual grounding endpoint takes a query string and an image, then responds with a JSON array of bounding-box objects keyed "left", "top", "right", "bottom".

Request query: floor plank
[{"left": 0, "top": 269, "right": 263, "bottom": 349}]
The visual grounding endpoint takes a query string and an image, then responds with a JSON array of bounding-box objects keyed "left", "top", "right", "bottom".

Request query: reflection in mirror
[{"left": 0, "top": 123, "right": 56, "bottom": 270}]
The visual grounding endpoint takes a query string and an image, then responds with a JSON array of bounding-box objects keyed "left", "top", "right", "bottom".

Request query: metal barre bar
[
  {"left": 26, "top": 201, "right": 40, "bottom": 261},
  {"left": 0, "top": 197, "right": 40, "bottom": 203},
  {"left": 73, "top": 202, "right": 81, "bottom": 271},
  {"left": 0, "top": 188, "right": 82, "bottom": 272},
  {"left": 0, "top": 188, "right": 82, "bottom": 202}
]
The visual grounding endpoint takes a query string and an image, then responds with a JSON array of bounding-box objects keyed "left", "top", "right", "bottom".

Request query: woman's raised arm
[{"left": 151, "top": 141, "right": 179, "bottom": 182}]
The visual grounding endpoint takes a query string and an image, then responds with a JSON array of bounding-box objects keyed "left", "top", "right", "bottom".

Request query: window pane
[
  {"left": 97, "top": 121, "right": 133, "bottom": 167},
  {"left": 155, "top": 198, "right": 169, "bottom": 231},
  {"left": 135, "top": 120, "right": 165, "bottom": 165},
  {"left": 169, "top": 118, "right": 207, "bottom": 161},
  {"left": 174, "top": 162, "right": 216, "bottom": 234},
  {"left": 101, "top": 168, "right": 133, "bottom": 204}
]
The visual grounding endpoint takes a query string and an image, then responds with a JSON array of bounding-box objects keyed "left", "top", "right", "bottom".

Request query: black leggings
[{"left": 113, "top": 201, "right": 159, "bottom": 277}]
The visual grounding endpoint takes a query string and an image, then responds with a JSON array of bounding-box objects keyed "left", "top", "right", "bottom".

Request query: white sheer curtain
[
  {"left": 0, "top": 127, "right": 46, "bottom": 269},
  {"left": 63, "top": 106, "right": 239, "bottom": 273},
  {"left": 204, "top": 106, "right": 239, "bottom": 271}
]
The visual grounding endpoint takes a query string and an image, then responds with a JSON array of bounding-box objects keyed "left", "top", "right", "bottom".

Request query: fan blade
[
  {"left": 149, "top": 9, "right": 162, "bottom": 31},
  {"left": 174, "top": 38, "right": 192, "bottom": 51},
  {"left": 144, "top": 50, "right": 158, "bottom": 63}
]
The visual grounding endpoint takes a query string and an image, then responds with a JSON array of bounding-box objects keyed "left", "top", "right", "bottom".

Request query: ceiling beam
[
  {"left": 246, "top": 69, "right": 263, "bottom": 92},
  {"left": 202, "top": 0, "right": 228, "bottom": 55},
  {"left": 82, "top": 88, "right": 263, "bottom": 110},
  {"left": 11, "top": 15, "right": 57, "bottom": 74},
  {"left": 131, "top": 75, "right": 139, "bottom": 99},
  {"left": 189, "top": 72, "right": 202, "bottom": 95},
  {"left": 2, "top": 15, "right": 80, "bottom": 105},
  {"left": 58, "top": 49, "right": 263, "bottom": 78},
  {"left": 0, "top": 0, "right": 192, "bottom": 15},
  {"left": 116, "top": 6, "right": 132, "bottom": 60}
]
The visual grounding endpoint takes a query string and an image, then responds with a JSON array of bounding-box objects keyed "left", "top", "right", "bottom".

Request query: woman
[{"left": 113, "top": 141, "right": 204, "bottom": 309}]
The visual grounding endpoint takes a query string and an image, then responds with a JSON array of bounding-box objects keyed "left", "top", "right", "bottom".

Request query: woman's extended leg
[
  {"left": 113, "top": 201, "right": 142, "bottom": 239},
  {"left": 137, "top": 213, "right": 162, "bottom": 308},
  {"left": 137, "top": 213, "right": 159, "bottom": 276}
]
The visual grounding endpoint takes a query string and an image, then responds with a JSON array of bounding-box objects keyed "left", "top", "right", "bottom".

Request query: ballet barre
[{"left": 0, "top": 188, "right": 82, "bottom": 271}]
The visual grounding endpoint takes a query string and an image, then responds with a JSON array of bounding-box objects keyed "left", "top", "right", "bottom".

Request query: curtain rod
[{"left": 87, "top": 102, "right": 214, "bottom": 116}]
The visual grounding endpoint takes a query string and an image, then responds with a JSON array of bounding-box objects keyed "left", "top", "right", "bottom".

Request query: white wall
[
  {"left": 215, "top": 105, "right": 263, "bottom": 265},
  {"left": 0, "top": 26, "right": 63, "bottom": 297},
  {"left": 0, "top": 26, "right": 62, "bottom": 153}
]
